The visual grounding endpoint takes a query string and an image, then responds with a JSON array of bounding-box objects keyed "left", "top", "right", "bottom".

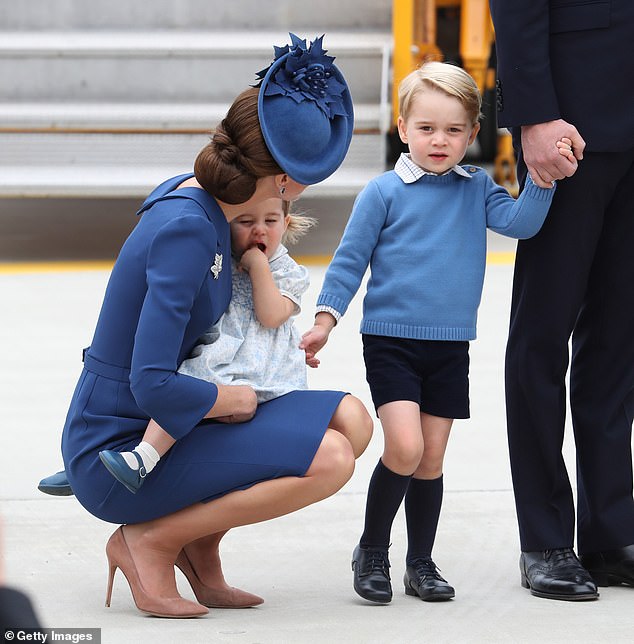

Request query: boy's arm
[
  {"left": 485, "top": 172, "right": 554, "bottom": 239},
  {"left": 300, "top": 181, "right": 387, "bottom": 366},
  {"left": 314, "top": 181, "right": 387, "bottom": 316},
  {"left": 239, "top": 247, "right": 295, "bottom": 328}
]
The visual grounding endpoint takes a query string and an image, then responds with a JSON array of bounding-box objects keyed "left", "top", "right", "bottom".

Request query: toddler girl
[{"left": 99, "top": 197, "right": 371, "bottom": 492}]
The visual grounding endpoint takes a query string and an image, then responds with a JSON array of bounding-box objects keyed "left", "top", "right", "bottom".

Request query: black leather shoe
[
  {"left": 581, "top": 545, "right": 634, "bottom": 587},
  {"left": 404, "top": 558, "right": 455, "bottom": 601},
  {"left": 351, "top": 545, "right": 392, "bottom": 604},
  {"left": 520, "top": 548, "right": 598, "bottom": 601}
]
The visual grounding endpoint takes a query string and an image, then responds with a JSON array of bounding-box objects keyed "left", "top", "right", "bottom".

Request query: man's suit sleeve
[
  {"left": 0, "top": 586, "right": 43, "bottom": 630},
  {"left": 490, "top": 0, "right": 560, "bottom": 127}
]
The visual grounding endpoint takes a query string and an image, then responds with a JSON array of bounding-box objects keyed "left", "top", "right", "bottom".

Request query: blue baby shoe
[
  {"left": 38, "top": 470, "right": 74, "bottom": 496},
  {"left": 99, "top": 450, "right": 146, "bottom": 494}
]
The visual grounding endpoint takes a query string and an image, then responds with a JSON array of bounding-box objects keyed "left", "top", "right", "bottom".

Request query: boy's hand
[
  {"left": 556, "top": 137, "right": 576, "bottom": 163},
  {"left": 304, "top": 349, "right": 321, "bottom": 369},
  {"left": 299, "top": 312, "right": 337, "bottom": 369}
]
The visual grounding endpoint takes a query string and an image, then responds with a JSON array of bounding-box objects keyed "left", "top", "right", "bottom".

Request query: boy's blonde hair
[
  {"left": 398, "top": 61, "right": 482, "bottom": 126},
  {"left": 282, "top": 200, "right": 317, "bottom": 245}
]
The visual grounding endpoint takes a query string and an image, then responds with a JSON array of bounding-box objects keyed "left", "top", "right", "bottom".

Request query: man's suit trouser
[{"left": 506, "top": 148, "right": 634, "bottom": 553}]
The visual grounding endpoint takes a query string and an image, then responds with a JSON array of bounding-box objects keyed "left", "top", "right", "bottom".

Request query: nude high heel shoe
[
  {"left": 175, "top": 549, "right": 264, "bottom": 608},
  {"left": 105, "top": 527, "right": 208, "bottom": 618}
]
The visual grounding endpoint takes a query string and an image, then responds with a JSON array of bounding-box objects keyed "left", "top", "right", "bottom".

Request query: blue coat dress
[{"left": 61, "top": 175, "right": 345, "bottom": 524}]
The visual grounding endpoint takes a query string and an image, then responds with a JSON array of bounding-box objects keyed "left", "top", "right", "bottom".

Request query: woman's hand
[{"left": 205, "top": 384, "right": 257, "bottom": 423}]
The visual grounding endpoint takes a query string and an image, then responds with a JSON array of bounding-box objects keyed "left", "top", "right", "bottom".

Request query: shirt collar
[{"left": 394, "top": 153, "right": 472, "bottom": 184}]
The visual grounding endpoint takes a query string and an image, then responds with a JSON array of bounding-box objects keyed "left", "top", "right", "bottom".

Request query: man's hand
[{"left": 521, "top": 119, "right": 585, "bottom": 188}]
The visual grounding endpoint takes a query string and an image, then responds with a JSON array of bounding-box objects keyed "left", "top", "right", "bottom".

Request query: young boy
[{"left": 301, "top": 61, "right": 567, "bottom": 603}]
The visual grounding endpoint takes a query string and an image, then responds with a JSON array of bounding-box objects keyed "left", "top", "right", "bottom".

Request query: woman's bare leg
[
  {"left": 328, "top": 394, "right": 374, "bottom": 457},
  {"left": 181, "top": 531, "right": 229, "bottom": 587},
  {"left": 122, "top": 429, "right": 355, "bottom": 598},
  {"left": 176, "top": 530, "right": 263, "bottom": 606},
  {"left": 180, "top": 396, "right": 372, "bottom": 597}
]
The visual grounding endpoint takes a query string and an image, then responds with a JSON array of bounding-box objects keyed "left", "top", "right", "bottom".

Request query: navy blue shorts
[{"left": 362, "top": 334, "right": 470, "bottom": 419}]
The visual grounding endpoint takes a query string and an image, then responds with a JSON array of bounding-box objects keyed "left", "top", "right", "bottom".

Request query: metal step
[
  {"left": 1, "top": 0, "right": 392, "bottom": 31},
  {"left": 1, "top": 20, "right": 392, "bottom": 204},
  {"left": 0, "top": 28, "right": 391, "bottom": 200},
  {"left": 0, "top": 30, "right": 390, "bottom": 103},
  {"left": 0, "top": 131, "right": 385, "bottom": 198},
  {"left": 0, "top": 102, "right": 383, "bottom": 132}
]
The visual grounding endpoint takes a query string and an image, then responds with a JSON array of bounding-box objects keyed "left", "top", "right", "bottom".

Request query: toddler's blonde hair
[{"left": 282, "top": 200, "right": 317, "bottom": 245}]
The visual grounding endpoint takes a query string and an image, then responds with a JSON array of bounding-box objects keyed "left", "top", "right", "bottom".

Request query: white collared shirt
[{"left": 394, "top": 152, "right": 472, "bottom": 183}]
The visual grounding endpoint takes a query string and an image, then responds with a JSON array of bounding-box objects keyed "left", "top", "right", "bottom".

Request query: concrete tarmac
[{"left": 1, "top": 244, "right": 633, "bottom": 643}]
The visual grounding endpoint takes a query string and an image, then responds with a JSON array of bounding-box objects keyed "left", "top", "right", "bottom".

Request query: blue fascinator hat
[{"left": 255, "top": 33, "right": 354, "bottom": 185}]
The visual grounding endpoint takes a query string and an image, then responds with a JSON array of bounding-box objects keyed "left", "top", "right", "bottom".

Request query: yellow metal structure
[{"left": 391, "top": 0, "right": 517, "bottom": 192}]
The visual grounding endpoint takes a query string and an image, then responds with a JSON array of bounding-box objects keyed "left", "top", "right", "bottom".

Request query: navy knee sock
[
  {"left": 405, "top": 475, "right": 444, "bottom": 564},
  {"left": 359, "top": 459, "right": 411, "bottom": 550}
]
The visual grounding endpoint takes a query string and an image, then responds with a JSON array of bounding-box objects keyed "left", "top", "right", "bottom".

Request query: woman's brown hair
[{"left": 194, "top": 87, "right": 283, "bottom": 204}]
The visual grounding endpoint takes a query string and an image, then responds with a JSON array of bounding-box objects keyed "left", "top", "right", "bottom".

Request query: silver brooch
[{"left": 210, "top": 253, "right": 223, "bottom": 279}]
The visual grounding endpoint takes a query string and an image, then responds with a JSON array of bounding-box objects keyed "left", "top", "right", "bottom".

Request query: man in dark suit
[{"left": 489, "top": 0, "right": 634, "bottom": 600}]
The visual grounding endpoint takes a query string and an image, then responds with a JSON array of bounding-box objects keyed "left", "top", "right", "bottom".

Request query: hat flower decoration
[
  {"left": 256, "top": 33, "right": 349, "bottom": 119},
  {"left": 255, "top": 33, "right": 354, "bottom": 186}
]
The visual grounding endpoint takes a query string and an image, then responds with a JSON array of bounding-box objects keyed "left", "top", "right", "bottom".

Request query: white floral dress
[{"left": 178, "top": 244, "right": 309, "bottom": 402}]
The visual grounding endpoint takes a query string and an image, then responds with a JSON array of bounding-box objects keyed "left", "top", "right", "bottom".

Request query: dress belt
[{"left": 82, "top": 348, "right": 131, "bottom": 382}]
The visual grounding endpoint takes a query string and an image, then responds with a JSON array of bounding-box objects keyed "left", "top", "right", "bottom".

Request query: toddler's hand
[{"left": 238, "top": 246, "right": 267, "bottom": 273}]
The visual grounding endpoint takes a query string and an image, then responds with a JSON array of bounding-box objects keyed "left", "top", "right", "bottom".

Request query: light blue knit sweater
[{"left": 316, "top": 166, "right": 554, "bottom": 340}]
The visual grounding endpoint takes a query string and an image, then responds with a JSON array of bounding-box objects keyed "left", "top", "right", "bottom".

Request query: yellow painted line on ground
[
  {"left": 296, "top": 252, "right": 517, "bottom": 266},
  {"left": 0, "top": 260, "right": 114, "bottom": 275},
  {"left": 0, "top": 252, "right": 516, "bottom": 275},
  {"left": 292, "top": 254, "right": 334, "bottom": 266},
  {"left": 486, "top": 251, "right": 516, "bottom": 265}
]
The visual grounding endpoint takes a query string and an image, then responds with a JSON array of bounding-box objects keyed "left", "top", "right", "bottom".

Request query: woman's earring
[{"left": 279, "top": 186, "right": 286, "bottom": 196}]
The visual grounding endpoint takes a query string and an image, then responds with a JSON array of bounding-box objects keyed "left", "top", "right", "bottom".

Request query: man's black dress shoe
[
  {"left": 581, "top": 545, "right": 634, "bottom": 587},
  {"left": 351, "top": 545, "right": 392, "bottom": 604},
  {"left": 404, "top": 558, "right": 455, "bottom": 601},
  {"left": 520, "top": 548, "right": 598, "bottom": 601}
]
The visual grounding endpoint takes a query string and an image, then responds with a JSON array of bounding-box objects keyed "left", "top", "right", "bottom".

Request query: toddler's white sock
[{"left": 121, "top": 441, "right": 160, "bottom": 473}]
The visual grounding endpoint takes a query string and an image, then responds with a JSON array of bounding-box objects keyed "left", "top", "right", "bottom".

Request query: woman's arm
[
  {"left": 142, "top": 381, "right": 257, "bottom": 454},
  {"left": 204, "top": 384, "right": 257, "bottom": 422},
  {"left": 130, "top": 215, "right": 224, "bottom": 439}
]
